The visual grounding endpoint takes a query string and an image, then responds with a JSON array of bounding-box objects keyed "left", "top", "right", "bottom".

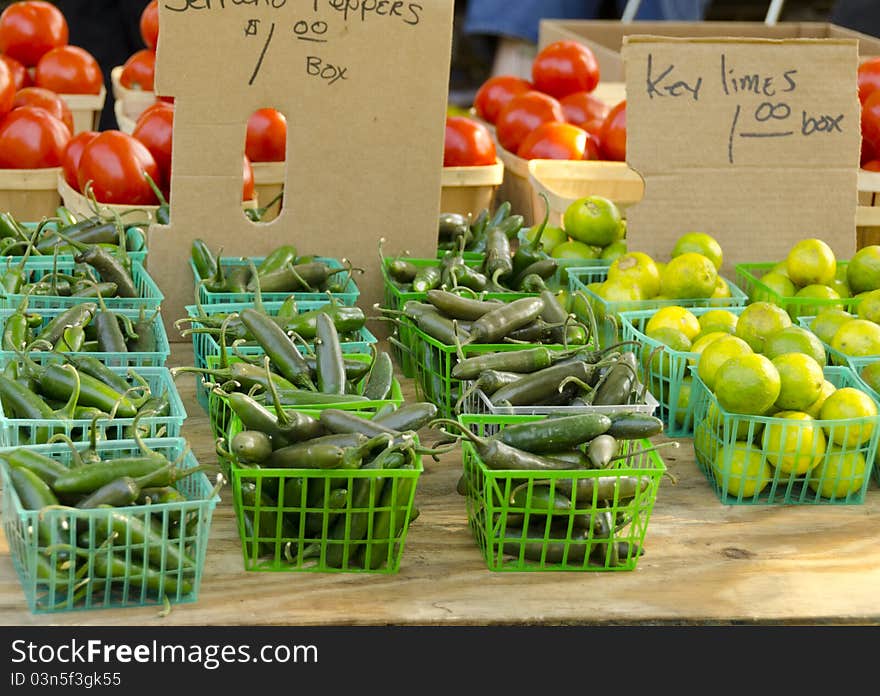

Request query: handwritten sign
[
  {"left": 622, "top": 37, "right": 860, "bottom": 272},
  {"left": 152, "top": 1, "right": 454, "bottom": 338}
]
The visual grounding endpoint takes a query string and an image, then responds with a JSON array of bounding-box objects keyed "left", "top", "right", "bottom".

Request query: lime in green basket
[
  {"left": 691, "top": 365, "right": 880, "bottom": 503},
  {"left": 0, "top": 438, "right": 220, "bottom": 613},
  {"left": 458, "top": 414, "right": 667, "bottom": 572}
]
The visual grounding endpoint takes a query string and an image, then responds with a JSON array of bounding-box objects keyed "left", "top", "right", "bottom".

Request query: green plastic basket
[
  {"left": 515, "top": 227, "right": 610, "bottom": 290},
  {"left": 0, "top": 437, "right": 219, "bottom": 613},
  {"left": 0, "top": 306, "right": 170, "bottom": 368},
  {"left": 458, "top": 414, "right": 666, "bottom": 572},
  {"left": 618, "top": 306, "right": 749, "bottom": 438},
  {"left": 13, "top": 224, "right": 148, "bottom": 267},
  {"left": 0, "top": 258, "right": 163, "bottom": 312},
  {"left": 796, "top": 315, "right": 878, "bottom": 369},
  {"left": 191, "top": 256, "right": 359, "bottom": 307},
  {"left": 691, "top": 365, "right": 880, "bottom": 504},
  {"left": 0, "top": 366, "right": 186, "bottom": 446},
  {"left": 228, "top": 417, "right": 422, "bottom": 573},
  {"left": 206, "top": 352, "right": 405, "bottom": 443},
  {"left": 567, "top": 266, "right": 748, "bottom": 349},
  {"left": 735, "top": 261, "right": 860, "bottom": 320},
  {"left": 401, "top": 317, "right": 596, "bottom": 419}
]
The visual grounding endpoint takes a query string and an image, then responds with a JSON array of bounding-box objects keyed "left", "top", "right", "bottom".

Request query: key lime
[
  {"left": 659, "top": 252, "right": 717, "bottom": 299},
  {"left": 761, "top": 411, "right": 827, "bottom": 476},
  {"left": 846, "top": 244, "right": 880, "bottom": 294},
  {"left": 671, "top": 231, "right": 723, "bottom": 271},
  {"left": 713, "top": 353, "right": 781, "bottom": 416},
  {"left": 818, "top": 387, "right": 878, "bottom": 447},
  {"left": 786, "top": 238, "right": 837, "bottom": 287},
  {"left": 762, "top": 325, "right": 827, "bottom": 366},
  {"left": 734, "top": 301, "right": 792, "bottom": 353},
  {"left": 809, "top": 309, "right": 855, "bottom": 345},
  {"left": 696, "top": 334, "right": 753, "bottom": 391},
  {"left": 830, "top": 318, "right": 880, "bottom": 357},
  {"left": 807, "top": 447, "right": 868, "bottom": 499},
  {"left": 712, "top": 441, "right": 772, "bottom": 499},
  {"left": 608, "top": 251, "right": 661, "bottom": 299},
  {"left": 770, "top": 352, "right": 825, "bottom": 412},
  {"left": 645, "top": 306, "right": 701, "bottom": 341}
]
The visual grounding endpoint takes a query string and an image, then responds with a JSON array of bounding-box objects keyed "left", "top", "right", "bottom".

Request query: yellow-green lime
[
  {"left": 711, "top": 275, "right": 732, "bottom": 299},
  {"left": 830, "top": 318, "right": 880, "bottom": 357},
  {"left": 810, "top": 308, "right": 855, "bottom": 345},
  {"left": 752, "top": 271, "right": 795, "bottom": 304},
  {"left": 608, "top": 251, "right": 661, "bottom": 298},
  {"left": 707, "top": 400, "right": 763, "bottom": 440},
  {"left": 846, "top": 244, "right": 880, "bottom": 294},
  {"left": 829, "top": 275, "right": 851, "bottom": 299},
  {"left": 644, "top": 326, "right": 692, "bottom": 378},
  {"left": 818, "top": 387, "right": 878, "bottom": 447},
  {"left": 698, "top": 309, "right": 739, "bottom": 334},
  {"left": 804, "top": 380, "right": 837, "bottom": 420},
  {"left": 786, "top": 238, "right": 837, "bottom": 287},
  {"left": 771, "top": 260, "right": 790, "bottom": 278},
  {"left": 712, "top": 441, "right": 772, "bottom": 499},
  {"left": 713, "top": 353, "right": 781, "bottom": 416},
  {"left": 860, "top": 362, "right": 880, "bottom": 394},
  {"left": 855, "top": 288, "right": 880, "bottom": 324},
  {"left": 697, "top": 335, "right": 753, "bottom": 391},
  {"left": 599, "top": 240, "right": 627, "bottom": 262},
  {"left": 671, "top": 231, "right": 724, "bottom": 271},
  {"left": 550, "top": 239, "right": 599, "bottom": 260},
  {"left": 761, "top": 411, "right": 827, "bottom": 475},
  {"left": 762, "top": 325, "right": 827, "bottom": 367},
  {"left": 521, "top": 224, "right": 568, "bottom": 254},
  {"left": 645, "top": 306, "right": 701, "bottom": 341},
  {"left": 673, "top": 377, "right": 693, "bottom": 429},
  {"left": 791, "top": 284, "right": 842, "bottom": 320},
  {"left": 734, "top": 301, "right": 792, "bottom": 353},
  {"left": 770, "top": 352, "right": 825, "bottom": 412},
  {"left": 659, "top": 252, "right": 717, "bottom": 300},
  {"left": 807, "top": 447, "right": 868, "bottom": 499}
]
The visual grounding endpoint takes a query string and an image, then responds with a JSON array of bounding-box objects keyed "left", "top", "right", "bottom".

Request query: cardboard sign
[
  {"left": 153, "top": 1, "right": 454, "bottom": 340},
  {"left": 621, "top": 37, "right": 860, "bottom": 274}
]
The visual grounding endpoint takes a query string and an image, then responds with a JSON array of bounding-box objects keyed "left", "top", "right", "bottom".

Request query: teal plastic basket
[
  {"left": 206, "top": 352, "right": 404, "bottom": 443},
  {"left": 458, "top": 414, "right": 666, "bottom": 572},
  {"left": 796, "top": 315, "right": 878, "bottom": 369},
  {"left": 191, "top": 256, "right": 359, "bottom": 307},
  {"left": 0, "top": 306, "right": 170, "bottom": 368},
  {"left": 13, "top": 224, "right": 148, "bottom": 267},
  {"left": 0, "top": 366, "right": 186, "bottom": 446},
  {"left": 567, "top": 266, "right": 748, "bottom": 349},
  {"left": 0, "top": 258, "right": 163, "bottom": 312},
  {"left": 183, "top": 301, "right": 378, "bottom": 413},
  {"left": 618, "top": 306, "right": 748, "bottom": 438},
  {"left": 691, "top": 365, "right": 880, "bottom": 503},
  {"left": 0, "top": 437, "right": 219, "bottom": 613}
]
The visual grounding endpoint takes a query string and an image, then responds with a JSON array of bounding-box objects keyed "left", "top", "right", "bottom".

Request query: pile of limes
[
  {"left": 521, "top": 194, "right": 627, "bottom": 264},
  {"left": 809, "top": 306, "right": 880, "bottom": 360}
]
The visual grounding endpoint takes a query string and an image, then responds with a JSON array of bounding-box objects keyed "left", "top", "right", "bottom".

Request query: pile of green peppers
[{"left": 1, "top": 424, "right": 219, "bottom": 610}]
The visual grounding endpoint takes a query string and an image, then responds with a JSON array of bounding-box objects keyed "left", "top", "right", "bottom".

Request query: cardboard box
[
  {"left": 0, "top": 168, "right": 62, "bottom": 221},
  {"left": 538, "top": 20, "right": 880, "bottom": 80},
  {"left": 151, "top": 2, "right": 455, "bottom": 340}
]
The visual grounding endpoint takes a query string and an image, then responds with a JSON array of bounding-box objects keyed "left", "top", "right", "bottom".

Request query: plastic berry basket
[
  {"left": 191, "top": 255, "right": 359, "bottom": 307},
  {"left": 458, "top": 414, "right": 666, "bottom": 572},
  {"left": 0, "top": 306, "right": 170, "bottom": 368},
  {"left": 618, "top": 306, "right": 748, "bottom": 438},
  {"left": 0, "top": 366, "right": 186, "bottom": 447},
  {"left": 796, "top": 315, "right": 878, "bottom": 370},
  {"left": 735, "top": 261, "right": 860, "bottom": 320},
  {"left": 690, "top": 365, "right": 880, "bottom": 504},
  {"left": 227, "top": 416, "right": 422, "bottom": 573},
  {"left": 0, "top": 257, "right": 163, "bottom": 312},
  {"left": 14, "top": 223, "right": 148, "bottom": 268},
  {"left": 183, "top": 300, "right": 378, "bottom": 412},
  {"left": 0, "top": 437, "right": 220, "bottom": 613},
  {"left": 205, "top": 352, "right": 404, "bottom": 444},
  {"left": 566, "top": 266, "right": 747, "bottom": 349},
  {"left": 401, "top": 317, "right": 597, "bottom": 420}
]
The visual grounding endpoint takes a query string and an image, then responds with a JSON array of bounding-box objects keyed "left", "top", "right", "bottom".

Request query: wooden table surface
[{"left": 2, "top": 341, "right": 880, "bottom": 627}]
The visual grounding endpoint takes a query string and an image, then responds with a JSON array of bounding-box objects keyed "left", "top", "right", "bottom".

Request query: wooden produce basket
[
  {"left": 0, "top": 168, "right": 62, "bottom": 221},
  {"left": 60, "top": 86, "right": 107, "bottom": 135},
  {"left": 857, "top": 169, "right": 880, "bottom": 249},
  {"left": 252, "top": 160, "right": 285, "bottom": 222},
  {"left": 114, "top": 98, "right": 137, "bottom": 134},
  {"left": 496, "top": 146, "right": 536, "bottom": 225},
  {"left": 440, "top": 157, "right": 503, "bottom": 219},
  {"left": 110, "top": 65, "right": 157, "bottom": 124},
  {"left": 527, "top": 159, "right": 645, "bottom": 229}
]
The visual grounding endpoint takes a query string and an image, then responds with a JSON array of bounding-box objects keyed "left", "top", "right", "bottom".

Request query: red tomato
[
  {"left": 242, "top": 154, "right": 255, "bottom": 202},
  {"left": 246, "top": 108, "right": 287, "bottom": 162},
  {"left": 120, "top": 48, "right": 155, "bottom": 92},
  {"left": 1, "top": 54, "right": 31, "bottom": 90},
  {"left": 473, "top": 74, "right": 532, "bottom": 125},
  {"left": 35, "top": 45, "right": 103, "bottom": 95},
  {"left": 859, "top": 57, "right": 880, "bottom": 105},
  {"left": 495, "top": 90, "right": 564, "bottom": 155},
  {"left": 560, "top": 91, "right": 609, "bottom": 129},
  {"left": 862, "top": 91, "right": 880, "bottom": 166},
  {"left": 598, "top": 99, "right": 626, "bottom": 162},
  {"left": 531, "top": 40, "right": 600, "bottom": 99},
  {"left": 0, "top": 58, "right": 13, "bottom": 121},
  {"left": 140, "top": 0, "right": 159, "bottom": 51},
  {"left": 516, "top": 121, "right": 593, "bottom": 161},
  {"left": 60, "top": 129, "right": 97, "bottom": 190},
  {"left": 0, "top": 105, "right": 70, "bottom": 168},
  {"left": 444, "top": 115, "right": 496, "bottom": 167},
  {"left": 132, "top": 100, "right": 174, "bottom": 187},
  {"left": 12, "top": 86, "right": 72, "bottom": 133},
  {"left": 0, "top": 1, "right": 68, "bottom": 67},
  {"left": 77, "top": 130, "right": 160, "bottom": 205},
  {"left": 862, "top": 159, "right": 880, "bottom": 172}
]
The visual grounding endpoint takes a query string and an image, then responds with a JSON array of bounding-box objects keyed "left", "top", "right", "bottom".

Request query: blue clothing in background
[{"left": 463, "top": 0, "right": 710, "bottom": 44}]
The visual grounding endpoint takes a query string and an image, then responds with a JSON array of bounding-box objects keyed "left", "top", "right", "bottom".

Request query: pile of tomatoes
[
  {"left": 859, "top": 57, "right": 880, "bottom": 171},
  {"left": 0, "top": 1, "right": 105, "bottom": 170},
  {"left": 472, "top": 39, "right": 625, "bottom": 163},
  {"left": 120, "top": 0, "right": 158, "bottom": 94}
]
